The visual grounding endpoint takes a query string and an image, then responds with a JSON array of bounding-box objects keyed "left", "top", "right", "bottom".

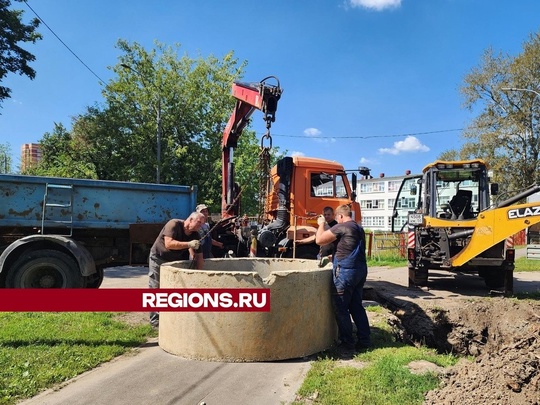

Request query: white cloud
[
  {"left": 303, "top": 127, "right": 335, "bottom": 144},
  {"left": 378, "top": 136, "right": 429, "bottom": 155},
  {"left": 303, "top": 127, "right": 322, "bottom": 137},
  {"left": 291, "top": 151, "right": 305, "bottom": 157},
  {"left": 359, "top": 157, "right": 374, "bottom": 165},
  {"left": 348, "top": 0, "right": 401, "bottom": 11}
]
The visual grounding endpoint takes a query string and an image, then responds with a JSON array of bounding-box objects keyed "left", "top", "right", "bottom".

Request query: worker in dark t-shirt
[
  {"left": 316, "top": 204, "right": 370, "bottom": 352},
  {"left": 147, "top": 211, "right": 205, "bottom": 327}
]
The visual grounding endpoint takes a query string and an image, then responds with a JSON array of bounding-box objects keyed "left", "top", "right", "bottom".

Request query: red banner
[{"left": 0, "top": 288, "right": 271, "bottom": 312}]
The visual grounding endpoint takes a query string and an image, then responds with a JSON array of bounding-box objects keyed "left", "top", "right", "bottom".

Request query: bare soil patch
[
  {"left": 421, "top": 299, "right": 540, "bottom": 405},
  {"left": 366, "top": 274, "right": 540, "bottom": 404},
  {"left": 114, "top": 311, "right": 148, "bottom": 326}
]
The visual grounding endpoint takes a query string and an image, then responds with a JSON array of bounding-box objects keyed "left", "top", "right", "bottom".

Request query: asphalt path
[
  {"left": 19, "top": 251, "right": 540, "bottom": 405},
  {"left": 19, "top": 265, "right": 313, "bottom": 405}
]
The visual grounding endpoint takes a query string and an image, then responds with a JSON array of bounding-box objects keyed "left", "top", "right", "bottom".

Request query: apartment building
[
  {"left": 20, "top": 143, "right": 42, "bottom": 172},
  {"left": 357, "top": 172, "right": 409, "bottom": 231}
]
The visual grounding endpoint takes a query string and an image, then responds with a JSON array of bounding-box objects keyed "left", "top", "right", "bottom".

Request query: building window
[
  {"left": 361, "top": 216, "right": 385, "bottom": 227},
  {"left": 361, "top": 199, "right": 385, "bottom": 210},
  {"left": 388, "top": 180, "right": 401, "bottom": 192},
  {"left": 360, "top": 183, "right": 373, "bottom": 193},
  {"left": 372, "top": 182, "right": 385, "bottom": 192}
]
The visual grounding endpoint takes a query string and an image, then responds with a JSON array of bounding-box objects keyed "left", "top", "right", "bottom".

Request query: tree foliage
[
  {"left": 0, "top": 0, "right": 41, "bottom": 107},
  {"left": 0, "top": 142, "right": 12, "bottom": 173},
  {"left": 454, "top": 32, "right": 540, "bottom": 195},
  {"left": 27, "top": 123, "right": 98, "bottom": 178},
  {"left": 28, "top": 40, "right": 282, "bottom": 215}
]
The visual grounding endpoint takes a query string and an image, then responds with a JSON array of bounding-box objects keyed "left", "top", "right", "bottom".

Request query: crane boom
[{"left": 221, "top": 77, "right": 282, "bottom": 217}]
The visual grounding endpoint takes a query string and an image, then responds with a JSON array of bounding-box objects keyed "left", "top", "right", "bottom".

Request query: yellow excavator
[{"left": 391, "top": 159, "right": 540, "bottom": 294}]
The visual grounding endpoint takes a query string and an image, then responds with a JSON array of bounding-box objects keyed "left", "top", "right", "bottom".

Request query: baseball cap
[{"left": 196, "top": 204, "right": 209, "bottom": 212}]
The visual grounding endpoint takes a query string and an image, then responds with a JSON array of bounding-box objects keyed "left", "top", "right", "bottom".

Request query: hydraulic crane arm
[{"left": 221, "top": 77, "right": 282, "bottom": 217}]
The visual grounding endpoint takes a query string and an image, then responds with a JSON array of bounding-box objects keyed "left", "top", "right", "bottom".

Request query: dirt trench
[{"left": 367, "top": 286, "right": 540, "bottom": 404}]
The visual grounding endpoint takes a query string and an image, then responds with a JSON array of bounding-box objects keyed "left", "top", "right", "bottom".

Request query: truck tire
[
  {"left": 6, "top": 249, "right": 86, "bottom": 288},
  {"left": 85, "top": 266, "right": 104, "bottom": 288}
]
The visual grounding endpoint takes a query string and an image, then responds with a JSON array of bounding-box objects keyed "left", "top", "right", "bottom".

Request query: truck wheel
[
  {"left": 85, "top": 267, "right": 104, "bottom": 288},
  {"left": 408, "top": 265, "right": 428, "bottom": 288},
  {"left": 6, "top": 249, "right": 86, "bottom": 288}
]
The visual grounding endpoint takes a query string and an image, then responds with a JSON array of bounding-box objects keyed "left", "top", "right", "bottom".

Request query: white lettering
[
  {"left": 155, "top": 292, "right": 168, "bottom": 307},
  {"left": 204, "top": 293, "right": 219, "bottom": 308},
  {"left": 238, "top": 293, "right": 252, "bottom": 308},
  {"left": 251, "top": 292, "right": 267, "bottom": 309},
  {"left": 168, "top": 292, "right": 182, "bottom": 308},
  {"left": 507, "top": 205, "right": 540, "bottom": 220},
  {"left": 142, "top": 293, "right": 156, "bottom": 307},
  {"left": 188, "top": 293, "right": 204, "bottom": 308},
  {"left": 219, "top": 293, "right": 233, "bottom": 308},
  {"left": 140, "top": 290, "right": 269, "bottom": 310}
]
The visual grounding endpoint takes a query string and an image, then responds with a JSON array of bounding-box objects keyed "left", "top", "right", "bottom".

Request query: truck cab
[
  {"left": 266, "top": 156, "right": 360, "bottom": 227},
  {"left": 248, "top": 156, "right": 360, "bottom": 259}
]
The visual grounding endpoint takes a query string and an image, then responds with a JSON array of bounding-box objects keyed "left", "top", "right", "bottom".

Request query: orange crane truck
[{"left": 218, "top": 76, "right": 362, "bottom": 259}]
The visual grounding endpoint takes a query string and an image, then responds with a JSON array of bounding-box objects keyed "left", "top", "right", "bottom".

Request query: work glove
[
  {"left": 317, "top": 215, "right": 326, "bottom": 226},
  {"left": 187, "top": 240, "right": 200, "bottom": 250},
  {"left": 318, "top": 256, "right": 331, "bottom": 268}
]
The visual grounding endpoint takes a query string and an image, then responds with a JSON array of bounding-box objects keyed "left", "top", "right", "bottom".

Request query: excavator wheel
[
  {"left": 408, "top": 265, "right": 428, "bottom": 288},
  {"left": 479, "top": 266, "right": 513, "bottom": 294},
  {"left": 479, "top": 267, "right": 505, "bottom": 290}
]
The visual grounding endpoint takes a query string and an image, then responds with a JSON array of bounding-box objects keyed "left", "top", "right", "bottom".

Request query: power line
[
  {"left": 22, "top": 0, "right": 106, "bottom": 85},
  {"left": 270, "top": 127, "right": 464, "bottom": 139},
  {"left": 15, "top": 3, "right": 470, "bottom": 143}
]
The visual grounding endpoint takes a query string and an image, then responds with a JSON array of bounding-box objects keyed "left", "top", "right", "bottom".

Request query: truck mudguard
[{"left": 0, "top": 235, "right": 96, "bottom": 277}]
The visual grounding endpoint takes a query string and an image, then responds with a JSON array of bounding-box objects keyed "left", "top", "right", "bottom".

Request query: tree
[
  {"left": 0, "top": 0, "right": 41, "bottom": 108},
  {"left": 23, "top": 123, "right": 98, "bottom": 178},
  {"left": 457, "top": 32, "right": 540, "bottom": 195},
  {"left": 0, "top": 142, "right": 12, "bottom": 173},
  {"left": 32, "top": 40, "right": 282, "bottom": 215}
]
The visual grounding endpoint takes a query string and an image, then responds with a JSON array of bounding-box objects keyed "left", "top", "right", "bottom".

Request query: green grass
[
  {"left": 367, "top": 253, "right": 407, "bottom": 268},
  {"left": 0, "top": 312, "right": 155, "bottom": 405},
  {"left": 294, "top": 305, "right": 459, "bottom": 405},
  {"left": 514, "top": 256, "right": 540, "bottom": 272},
  {"left": 367, "top": 251, "right": 540, "bottom": 271}
]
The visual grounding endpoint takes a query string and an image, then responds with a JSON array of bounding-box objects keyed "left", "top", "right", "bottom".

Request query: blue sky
[{"left": 1, "top": 0, "right": 539, "bottom": 177}]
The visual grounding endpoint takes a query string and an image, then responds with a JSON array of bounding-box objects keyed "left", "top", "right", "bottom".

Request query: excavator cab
[{"left": 391, "top": 160, "right": 492, "bottom": 232}]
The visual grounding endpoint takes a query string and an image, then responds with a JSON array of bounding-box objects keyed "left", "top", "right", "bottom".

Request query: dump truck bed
[{"left": 0, "top": 174, "right": 197, "bottom": 230}]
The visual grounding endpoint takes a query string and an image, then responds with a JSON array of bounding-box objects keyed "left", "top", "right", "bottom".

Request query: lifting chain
[{"left": 258, "top": 130, "right": 273, "bottom": 222}]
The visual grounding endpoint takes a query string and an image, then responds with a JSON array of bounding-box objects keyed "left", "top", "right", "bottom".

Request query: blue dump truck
[{"left": 0, "top": 174, "right": 197, "bottom": 288}]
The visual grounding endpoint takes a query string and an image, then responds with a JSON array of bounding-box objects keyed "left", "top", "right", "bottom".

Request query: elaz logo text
[{"left": 507, "top": 205, "right": 540, "bottom": 219}]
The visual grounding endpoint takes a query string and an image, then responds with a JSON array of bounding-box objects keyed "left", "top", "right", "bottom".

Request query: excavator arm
[
  {"left": 221, "top": 77, "right": 282, "bottom": 217},
  {"left": 451, "top": 196, "right": 540, "bottom": 266}
]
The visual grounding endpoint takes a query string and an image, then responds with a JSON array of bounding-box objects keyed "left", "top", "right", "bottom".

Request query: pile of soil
[{"left": 422, "top": 299, "right": 540, "bottom": 404}]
